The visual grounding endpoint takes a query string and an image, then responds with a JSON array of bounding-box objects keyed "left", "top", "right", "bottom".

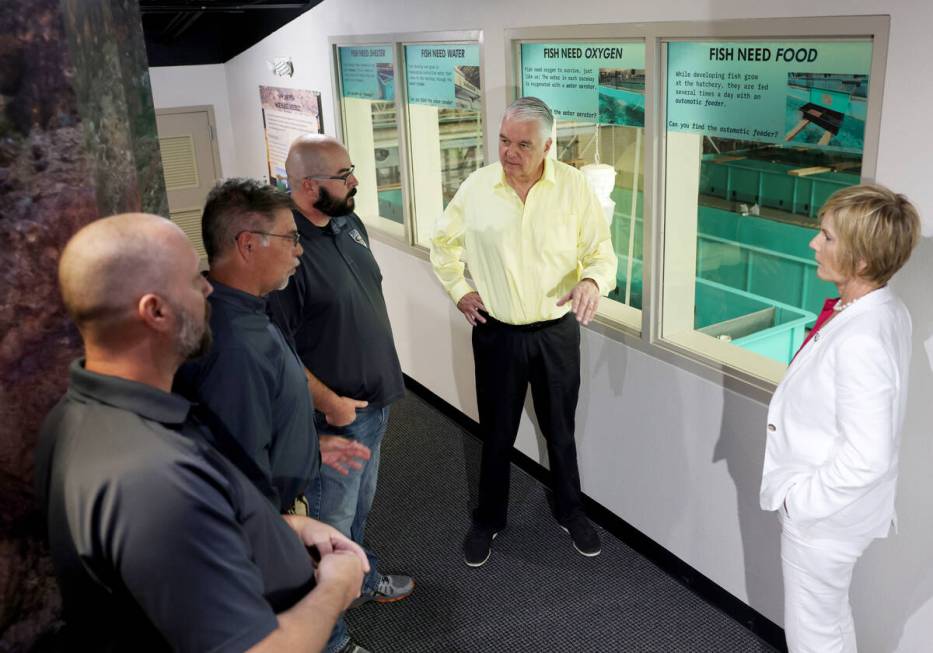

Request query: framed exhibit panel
[
  {"left": 656, "top": 17, "right": 888, "bottom": 386},
  {"left": 402, "top": 33, "right": 486, "bottom": 248},
  {"left": 332, "top": 41, "right": 406, "bottom": 240},
  {"left": 507, "top": 27, "right": 654, "bottom": 334}
]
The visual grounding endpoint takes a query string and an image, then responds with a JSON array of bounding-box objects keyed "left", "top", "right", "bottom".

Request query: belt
[{"left": 480, "top": 311, "right": 569, "bottom": 332}]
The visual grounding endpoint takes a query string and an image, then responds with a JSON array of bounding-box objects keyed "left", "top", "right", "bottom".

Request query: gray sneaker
[
  {"left": 338, "top": 642, "right": 372, "bottom": 653},
  {"left": 351, "top": 573, "right": 415, "bottom": 607}
]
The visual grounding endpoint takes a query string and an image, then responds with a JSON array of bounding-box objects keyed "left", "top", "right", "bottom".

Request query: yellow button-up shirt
[{"left": 430, "top": 158, "right": 617, "bottom": 325}]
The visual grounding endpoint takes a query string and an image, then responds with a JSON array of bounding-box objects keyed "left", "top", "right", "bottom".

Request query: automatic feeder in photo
[{"left": 784, "top": 72, "right": 867, "bottom": 150}]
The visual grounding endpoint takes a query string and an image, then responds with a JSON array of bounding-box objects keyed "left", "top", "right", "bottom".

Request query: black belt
[{"left": 480, "top": 311, "right": 569, "bottom": 332}]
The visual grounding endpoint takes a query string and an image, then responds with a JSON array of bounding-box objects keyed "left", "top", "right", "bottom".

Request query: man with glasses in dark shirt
[
  {"left": 175, "top": 178, "right": 371, "bottom": 515},
  {"left": 36, "top": 213, "right": 368, "bottom": 652},
  {"left": 175, "top": 179, "right": 376, "bottom": 653},
  {"left": 269, "top": 135, "right": 413, "bottom": 653}
]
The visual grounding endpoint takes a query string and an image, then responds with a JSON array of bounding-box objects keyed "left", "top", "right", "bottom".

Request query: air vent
[
  {"left": 159, "top": 135, "right": 200, "bottom": 190},
  {"left": 171, "top": 208, "right": 206, "bottom": 258}
]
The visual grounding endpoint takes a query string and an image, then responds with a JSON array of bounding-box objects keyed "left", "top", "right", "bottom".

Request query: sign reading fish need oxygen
[{"left": 520, "top": 42, "right": 646, "bottom": 127}]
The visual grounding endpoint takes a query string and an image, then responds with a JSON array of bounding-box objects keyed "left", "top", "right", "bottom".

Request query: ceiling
[{"left": 141, "top": 1, "right": 323, "bottom": 67}]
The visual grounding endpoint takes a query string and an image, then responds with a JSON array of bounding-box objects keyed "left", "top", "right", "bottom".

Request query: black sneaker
[
  {"left": 560, "top": 516, "right": 601, "bottom": 557},
  {"left": 463, "top": 525, "right": 498, "bottom": 567}
]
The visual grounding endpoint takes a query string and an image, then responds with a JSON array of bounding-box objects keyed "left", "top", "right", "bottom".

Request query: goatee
[{"left": 314, "top": 186, "right": 356, "bottom": 217}]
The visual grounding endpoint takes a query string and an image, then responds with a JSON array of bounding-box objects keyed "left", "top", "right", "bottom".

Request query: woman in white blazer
[{"left": 760, "top": 184, "right": 921, "bottom": 653}]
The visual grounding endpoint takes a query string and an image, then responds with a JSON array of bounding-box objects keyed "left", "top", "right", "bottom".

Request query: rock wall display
[{"left": 0, "top": 1, "right": 166, "bottom": 649}]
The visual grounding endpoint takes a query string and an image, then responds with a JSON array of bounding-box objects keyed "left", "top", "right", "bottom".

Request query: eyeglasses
[
  {"left": 304, "top": 164, "right": 356, "bottom": 186},
  {"left": 237, "top": 230, "right": 301, "bottom": 246}
]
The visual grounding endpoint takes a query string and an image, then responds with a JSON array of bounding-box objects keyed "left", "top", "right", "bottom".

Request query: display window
[
  {"left": 403, "top": 42, "right": 484, "bottom": 248},
  {"left": 660, "top": 38, "right": 873, "bottom": 382},
  {"left": 336, "top": 44, "right": 405, "bottom": 239},
  {"left": 519, "top": 41, "right": 646, "bottom": 331}
]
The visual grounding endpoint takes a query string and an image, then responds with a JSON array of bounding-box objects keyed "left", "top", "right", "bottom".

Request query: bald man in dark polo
[
  {"left": 268, "top": 136, "right": 413, "bottom": 653},
  {"left": 36, "top": 213, "right": 368, "bottom": 653}
]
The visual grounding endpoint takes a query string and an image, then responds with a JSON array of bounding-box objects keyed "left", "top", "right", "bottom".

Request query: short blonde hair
[{"left": 819, "top": 183, "right": 921, "bottom": 285}]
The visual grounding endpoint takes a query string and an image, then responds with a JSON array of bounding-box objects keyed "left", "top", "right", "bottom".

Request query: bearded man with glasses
[{"left": 267, "top": 136, "right": 413, "bottom": 653}]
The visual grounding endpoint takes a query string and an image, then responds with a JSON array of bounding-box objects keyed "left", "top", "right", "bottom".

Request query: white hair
[{"left": 502, "top": 96, "right": 553, "bottom": 140}]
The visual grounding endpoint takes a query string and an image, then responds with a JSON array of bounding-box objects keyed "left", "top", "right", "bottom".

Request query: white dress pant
[{"left": 781, "top": 522, "right": 874, "bottom": 653}]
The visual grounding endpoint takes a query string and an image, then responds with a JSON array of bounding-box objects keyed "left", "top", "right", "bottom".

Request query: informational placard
[
  {"left": 405, "top": 44, "right": 481, "bottom": 109},
  {"left": 667, "top": 41, "right": 871, "bottom": 152},
  {"left": 520, "top": 42, "right": 645, "bottom": 126},
  {"left": 339, "top": 45, "right": 395, "bottom": 101},
  {"left": 259, "top": 85, "right": 322, "bottom": 189}
]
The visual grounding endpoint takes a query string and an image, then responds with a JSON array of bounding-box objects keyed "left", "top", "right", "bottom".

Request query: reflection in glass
[
  {"left": 679, "top": 136, "right": 861, "bottom": 366},
  {"left": 438, "top": 107, "right": 483, "bottom": 206},
  {"left": 554, "top": 121, "right": 645, "bottom": 310},
  {"left": 406, "top": 44, "right": 484, "bottom": 247},
  {"left": 371, "top": 101, "right": 403, "bottom": 224}
]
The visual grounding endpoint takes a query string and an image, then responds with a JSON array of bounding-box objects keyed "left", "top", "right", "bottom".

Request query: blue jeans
[{"left": 311, "top": 405, "right": 388, "bottom": 653}]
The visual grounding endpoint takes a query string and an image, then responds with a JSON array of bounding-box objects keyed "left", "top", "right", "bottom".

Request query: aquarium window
[
  {"left": 518, "top": 40, "right": 647, "bottom": 332},
  {"left": 659, "top": 37, "right": 874, "bottom": 383},
  {"left": 403, "top": 42, "right": 485, "bottom": 248},
  {"left": 335, "top": 44, "right": 405, "bottom": 240}
]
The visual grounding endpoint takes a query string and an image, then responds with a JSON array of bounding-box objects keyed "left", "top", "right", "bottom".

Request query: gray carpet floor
[{"left": 346, "top": 391, "right": 778, "bottom": 653}]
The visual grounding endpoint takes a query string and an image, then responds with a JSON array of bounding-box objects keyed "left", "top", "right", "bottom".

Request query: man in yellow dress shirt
[{"left": 430, "top": 96, "right": 617, "bottom": 567}]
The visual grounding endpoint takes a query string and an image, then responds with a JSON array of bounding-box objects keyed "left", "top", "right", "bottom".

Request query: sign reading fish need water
[{"left": 405, "top": 44, "right": 481, "bottom": 110}]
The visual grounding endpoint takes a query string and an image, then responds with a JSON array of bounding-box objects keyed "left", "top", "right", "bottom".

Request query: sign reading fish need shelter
[
  {"left": 339, "top": 45, "right": 395, "bottom": 101},
  {"left": 666, "top": 41, "right": 872, "bottom": 153}
]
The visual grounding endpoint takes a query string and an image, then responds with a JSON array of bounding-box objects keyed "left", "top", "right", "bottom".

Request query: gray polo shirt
[
  {"left": 268, "top": 211, "right": 404, "bottom": 408},
  {"left": 175, "top": 280, "right": 318, "bottom": 512},
  {"left": 35, "top": 360, "right": 315, "bottom": 652}
]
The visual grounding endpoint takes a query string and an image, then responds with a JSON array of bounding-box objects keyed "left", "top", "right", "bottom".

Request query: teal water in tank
[{"left": 608, "top": 186, "right": 833, "bottom": 365}]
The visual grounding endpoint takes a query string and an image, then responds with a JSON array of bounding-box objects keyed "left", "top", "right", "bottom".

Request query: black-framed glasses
[
  {"left": 305, "top": 164, "right": 355, "bottom": 186},
  {"left": 237, "top": 230, "right": 301, "bottom": 246}
]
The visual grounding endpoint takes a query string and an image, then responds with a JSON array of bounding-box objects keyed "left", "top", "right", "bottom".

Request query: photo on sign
[
  {"left": 597, "top": 68, "right": 645, "bottom": 127},
  {"left": 375, "top": 63, "right": 395, "bottom": 101},
  {"left": 454, "top": 65, "right": 481, "bottom": 110},
  {"left": 784, "top": 72, "right": 867, "bottom": 151}
]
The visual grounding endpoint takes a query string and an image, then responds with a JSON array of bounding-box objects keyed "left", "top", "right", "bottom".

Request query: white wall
[
  {"left": 149, "top": 64, "right": 238, "bottom": 178},
  {"left": 190, "top": 1, "right": 933, "bottom": 650}
]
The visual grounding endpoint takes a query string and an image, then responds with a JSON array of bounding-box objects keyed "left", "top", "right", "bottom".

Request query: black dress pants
[{"left": 471, "top": 312, "right": 583, "bottom": 531}]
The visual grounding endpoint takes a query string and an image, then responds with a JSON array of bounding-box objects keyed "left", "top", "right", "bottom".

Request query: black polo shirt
[
  {"left": 268, "top": 211, "right": 404, "bottom": 407},
  {"left": 35, "top": 361, "right": 315, "bottom": 653},
  {"left": 175, "top": 280, "right": 318, "bottom": 513}
]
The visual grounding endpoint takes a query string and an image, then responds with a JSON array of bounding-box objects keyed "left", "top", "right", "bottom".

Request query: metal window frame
[
  {"left": 331, "top": 16, "right": 889, "bottom": 402},
  {"left": 504, "top": 16, "right": 888, "bottom": 401},
  {"left": 330, "top": 30, "right": 486, "bottom": 251},
  {"left": 505, "top": 25, "right": 655, "bottom": 342}
]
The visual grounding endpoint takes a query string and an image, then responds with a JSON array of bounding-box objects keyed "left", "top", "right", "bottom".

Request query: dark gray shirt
[
  {"left": 268, "top": 211, "right": 404, "bottom": 407},
  {"left": 35, "top": 361, "right": 315, "bottom": 653},
  {"left": 175, "top": 280, "right": 319, "bottom": 513}
]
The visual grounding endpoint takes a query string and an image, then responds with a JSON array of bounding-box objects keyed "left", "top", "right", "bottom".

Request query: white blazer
[{"left": 760, "top": 286, "right": 912, "bottom": 540}]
